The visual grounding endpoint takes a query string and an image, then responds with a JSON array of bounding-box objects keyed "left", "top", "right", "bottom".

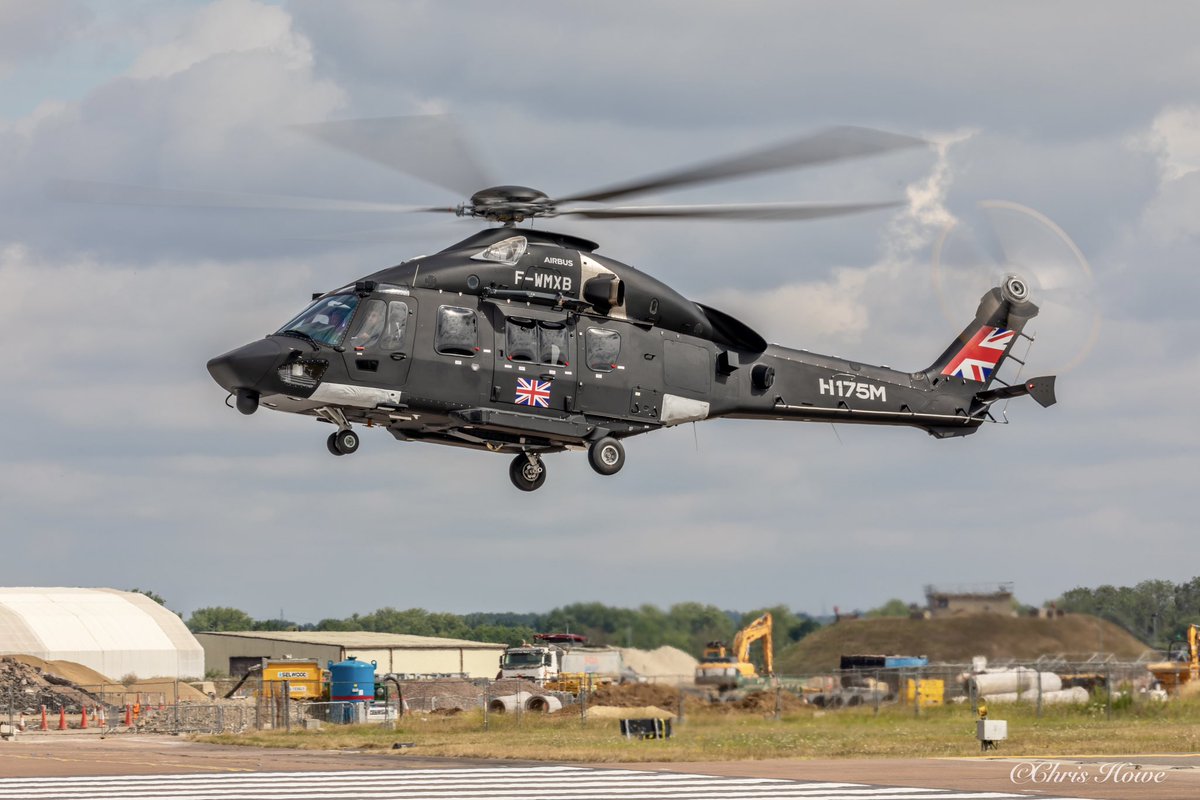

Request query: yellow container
[
  {"left": 260, "top": 659, "right": 324, "bottom": 700},
  {"left": 905, "top": 678, "right": 944, "bottom": 707}
]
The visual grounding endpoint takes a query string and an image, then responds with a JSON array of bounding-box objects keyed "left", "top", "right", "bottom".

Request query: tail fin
[{"left": 925, "top": 285, "right": 1038, "bottom": 391}]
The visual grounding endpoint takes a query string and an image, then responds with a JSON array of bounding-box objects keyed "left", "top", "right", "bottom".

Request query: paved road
[{"left": 0, "top": 736, "right": 1196, "bottom": 799}]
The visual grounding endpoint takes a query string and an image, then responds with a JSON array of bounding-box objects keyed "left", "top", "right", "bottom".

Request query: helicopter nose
[{"left": 207, "top": 338, "right": 284, "bottom": 395}]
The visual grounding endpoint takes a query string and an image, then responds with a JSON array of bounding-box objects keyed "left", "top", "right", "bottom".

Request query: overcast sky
[{"left": 2, "top": 0, "right": 1198, "bottom": 624}]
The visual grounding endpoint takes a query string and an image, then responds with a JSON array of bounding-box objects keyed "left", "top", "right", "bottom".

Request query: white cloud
[{"left": 127, "top": 0, "right": 312, "bottom": 80}]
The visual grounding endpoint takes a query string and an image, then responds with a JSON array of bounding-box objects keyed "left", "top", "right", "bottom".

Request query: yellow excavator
[
  {"left": 694, "top": 612, "right": 773, "bottom": 691},
  {"left": 1148, "top": 623, "right": 1199, "bottom": 696}
]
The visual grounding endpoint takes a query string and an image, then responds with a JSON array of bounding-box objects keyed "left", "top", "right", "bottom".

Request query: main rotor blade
[
  {"left": 558, "top": 200, "right": 902, "bottom": 221},
  {"left": 293, "top": 115, "right": 494, "bottom": 198},
  {"left": 555, "top": 127, "right": 928, "bottom": 205},
  {"left": 48, "top": 179, "right": 448, "bottom": 214}
]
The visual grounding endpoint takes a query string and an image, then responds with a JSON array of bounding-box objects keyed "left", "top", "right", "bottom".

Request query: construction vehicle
[
  {"left": 695, "top": 612, "right": 773, "bottom": 691},
  {"left": 1147, "top": 624, "right": 1200, "bottom": 696},
  {"left": 499, "top": 633, "right": 625, "bottom": 691}
]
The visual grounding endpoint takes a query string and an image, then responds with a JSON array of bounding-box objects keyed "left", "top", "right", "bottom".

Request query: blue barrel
[{"left": 328, "top": 656, "right": 376, "bottom": 702}]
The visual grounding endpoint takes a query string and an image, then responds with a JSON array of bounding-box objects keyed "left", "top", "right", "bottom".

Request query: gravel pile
[
  {"left": 618, "top": 646, "right": 698, "bottom": 683},
  {"left": 0, "top": 657, "right": 102, "bottom": 713}
]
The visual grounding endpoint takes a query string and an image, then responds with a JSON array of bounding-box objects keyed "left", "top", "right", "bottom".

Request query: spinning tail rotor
[{"left": 932, "top": 200, "right": 1099, "bottom": 377}]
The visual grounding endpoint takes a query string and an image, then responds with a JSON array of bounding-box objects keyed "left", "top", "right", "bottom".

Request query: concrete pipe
[
  {"left": 525, "top": 695, "right": 562, "bottom": 713},
  {"left": 487, "top": 692, "right": 532, "bottom": 714}
]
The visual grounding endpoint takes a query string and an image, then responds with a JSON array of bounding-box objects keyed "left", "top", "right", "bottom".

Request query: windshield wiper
[{"left": 278, "top": 329, "right": 321, "bottom": 348}]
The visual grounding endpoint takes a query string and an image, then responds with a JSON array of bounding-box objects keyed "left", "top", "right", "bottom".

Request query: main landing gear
[
  {"left": 508, "top": 437, "right": 626, "bottom": 492},
  {"left": 588, "top": 436, "right": 625, "bottom": 476}
]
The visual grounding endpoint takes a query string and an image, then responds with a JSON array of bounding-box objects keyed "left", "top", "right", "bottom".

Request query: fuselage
[{"left": 208, "top": 228, "right": 1031, "bottom": 463}]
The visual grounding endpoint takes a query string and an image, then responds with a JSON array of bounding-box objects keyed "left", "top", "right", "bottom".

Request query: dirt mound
[
  {"left": 589, "top": 682, "right": 680, "bottom": 708},
  {"left": 727, "top": 689, "right": 807, "bottom": 713},
  {"left": 399, "top": 678, "right": 485, "bottom": 711},
  {"left": 10, "top": 655, "right": 112, "bottom": 686},
  {"left": 489, "top": 678, "right": 543, "bottom": 696},
  {"left": 4, "top": 655, "right": 211, "bottom": 704},
  {"left": 778, "top": 613, "right": 1151, "bottom": 673},
  {"left": 618, "top": 646, "right": 698, "bottom": 682}
]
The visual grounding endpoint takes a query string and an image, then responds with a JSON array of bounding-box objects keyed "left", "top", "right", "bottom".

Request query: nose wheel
[
  {"left": 327, "top": 429, "right": 359, "bottom": 456},
  {"left": 509, "top": 453, "right": 547, "bottom": 492}
]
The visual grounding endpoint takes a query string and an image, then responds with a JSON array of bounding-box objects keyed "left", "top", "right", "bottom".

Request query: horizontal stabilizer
[{"left": 976, "top": 376, "right": 1057, "bottom": 408}]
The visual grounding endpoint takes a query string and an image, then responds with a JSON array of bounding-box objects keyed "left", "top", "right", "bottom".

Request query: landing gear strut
[
  {"left": 509, "top": 453, "right": 547, "bottom": 492},
  {"left": 588, "top": 436, "right": 625, "bottom": 476},
  {"left": 318, "top": 407, "right": 358, "bottom": 456}
]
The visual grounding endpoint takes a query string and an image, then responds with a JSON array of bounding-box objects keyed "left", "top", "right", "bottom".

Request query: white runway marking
[{"left": 0, "top": 766, "right": 1097, "bottom": 800}]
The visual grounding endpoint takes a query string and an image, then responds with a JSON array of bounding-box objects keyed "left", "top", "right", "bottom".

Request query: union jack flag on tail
[{"left": 941, "top": 326, "right": 1014, "bottom": 382}]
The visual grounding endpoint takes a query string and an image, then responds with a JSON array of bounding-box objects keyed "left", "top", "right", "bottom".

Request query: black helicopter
[{"left": 196, "top": 119, "right": 1059, "bottom": 491}]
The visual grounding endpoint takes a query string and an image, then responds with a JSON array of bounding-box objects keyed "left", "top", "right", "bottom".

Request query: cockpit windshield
[{"left": 276, "top": 294, "right": 360, "bottom": 347}]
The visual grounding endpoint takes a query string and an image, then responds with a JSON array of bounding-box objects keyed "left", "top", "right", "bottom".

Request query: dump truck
[{"left": 499, "top": 633, "right": 625, "bottom": 691}]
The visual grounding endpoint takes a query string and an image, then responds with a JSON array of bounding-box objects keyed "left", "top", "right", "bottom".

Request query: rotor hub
[
  {"left": 464, "top": 185, "right": 555, "bottom": 223},
  {"left": 1002, "top": 273, "right": 1032, "bottom": 304}
]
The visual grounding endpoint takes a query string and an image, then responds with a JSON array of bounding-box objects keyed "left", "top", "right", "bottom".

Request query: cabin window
[
  {"left": 505, "top": 318, "right": 538, "bottom": 363},
  {"left": 379, "top": 301, "right": 410, "bottom": 350},
  {"left": 506, "top": 318, "right": 570, "bottom": 365},
  {"left": 540, "top": 322, "right": 569, "bottom": 366},
  {"left": 347, "top": 299, "right": 387, "bottom": 350},
  {"left": 585, "top": 327, "right": 621, "bottom": 372},
  {"left": 435, "top": 306, "right": 478, "bottom": 356}
]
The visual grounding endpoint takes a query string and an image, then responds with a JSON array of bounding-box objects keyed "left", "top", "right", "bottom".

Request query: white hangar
[{"left": 0, "top": 587, "right": 204, "bottom": 680}]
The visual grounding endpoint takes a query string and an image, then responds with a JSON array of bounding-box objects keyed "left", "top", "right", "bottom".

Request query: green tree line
[
  {"left": 183, "top": 602, "right": 820, "bottom": 656},
  {"left": 1056, "top": 577, "right": 1200, "bottom": 647}
]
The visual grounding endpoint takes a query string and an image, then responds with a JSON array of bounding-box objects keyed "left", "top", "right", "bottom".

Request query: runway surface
[
  {"left": 1, "top": 736, "right": 1196, "bottom": 799},
  {"left": 0, "top": 764, "right": 1096, "bottom": 800}
]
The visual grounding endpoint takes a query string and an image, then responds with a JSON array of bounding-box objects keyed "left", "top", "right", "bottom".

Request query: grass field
[{"left": 201, "top": 698, "right": 1200, "bottom": 762}]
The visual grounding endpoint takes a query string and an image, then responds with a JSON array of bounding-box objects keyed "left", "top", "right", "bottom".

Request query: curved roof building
[{"left": 0, "top": 588, "right": 203, "bottom": 680}]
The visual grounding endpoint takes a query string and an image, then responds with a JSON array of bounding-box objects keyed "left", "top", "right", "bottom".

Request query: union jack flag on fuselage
[
  {"left": 941, "top": 326, "right": 1014, "bottom": 382},
  {"left": 514, "top": 377, "right": 552, "bottom": 408}
]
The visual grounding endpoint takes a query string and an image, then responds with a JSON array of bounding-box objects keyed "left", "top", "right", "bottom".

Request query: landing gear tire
[
  {"left": 327, "top": 429, "right": 359, "bottom": 456},
  {"left": 588, "top": 437, "right": 625, "bottom": 476},
  {"left": 509, "top": 454, "right": 547, "bottom": 492}
]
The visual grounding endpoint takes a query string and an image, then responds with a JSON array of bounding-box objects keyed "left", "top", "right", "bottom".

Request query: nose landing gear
[
  {"left": 318, "top": 407, "right": 359, "bottom": 456},
  {"left": 509, "top": 452, "right": 547, "bottom": 492},
  {"left": 327, "top": 429, "right": 359, "bottom": 456}
]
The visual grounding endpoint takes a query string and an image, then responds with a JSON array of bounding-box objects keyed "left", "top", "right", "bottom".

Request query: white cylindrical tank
[
  {"left": 970, "top": 668, "right": 1061, "bottom": 695},
  {"left": 982, "top": 686, "right": 1087, "bottom": 705}
]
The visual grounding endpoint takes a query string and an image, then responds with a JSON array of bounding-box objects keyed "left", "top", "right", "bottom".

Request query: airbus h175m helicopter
[{"left": 199, "top": 119, "right": 1057, "bottom": 491}]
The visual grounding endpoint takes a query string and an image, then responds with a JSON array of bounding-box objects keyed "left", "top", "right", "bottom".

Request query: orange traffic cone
[
  {"left": 80, "top": 705, "right": 88, "bottom": 729},
  {"left": 124, "top": 704, "right": 132, "bottom": 726},
  {"left": 39, "top": 705, "right": 47, "bottom": 731},
  {"left": 57, "top": 707, "right": 66, "bottom": 731}
]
